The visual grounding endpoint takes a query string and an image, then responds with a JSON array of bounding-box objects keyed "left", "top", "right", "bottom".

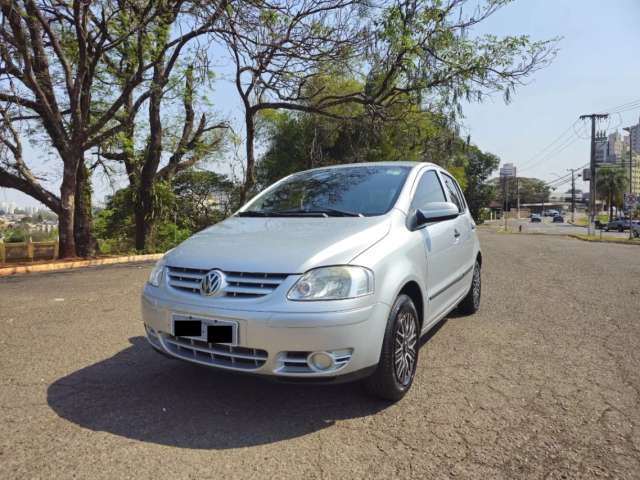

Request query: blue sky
[
  {"left": 462, "top": 0, "right": 640, "bottom": 191},
  {"left": 2, "top": 0, "right": 640, "bottom": 208}
]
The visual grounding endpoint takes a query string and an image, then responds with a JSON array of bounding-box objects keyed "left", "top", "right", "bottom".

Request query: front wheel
[
  {"left": 363, "top": 294, "right": 419, "bottom": 401},
  {"left": 457, "top": 259, "right": 481, "bottom": 315}
]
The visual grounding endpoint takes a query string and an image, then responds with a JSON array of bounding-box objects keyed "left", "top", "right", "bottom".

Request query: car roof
[{"left": 297, "top": 161, "right": 437, "bottom": 174}]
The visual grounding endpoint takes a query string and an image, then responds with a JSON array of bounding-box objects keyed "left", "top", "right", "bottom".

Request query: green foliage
[
  {"left": 172, "top": 170, "right": 239, "bottom": 232},
  {"left": 3, "top": 228, "right": 27, "bottom": 243},
  {"left": 257, "top": 84, "right": 500, "bottom": 221},
  {"left": 256, "top": 102, "right": 451, "bottom": 188},
  {"left": 463, "top": 149, "right": 500, "bottom": 222},
  {"left": 94, "top": 170, "right": 237, "bottom": 253},
  {"left": 492, "top": 177, "right": 550, "bottom": 207},
  {"left": 147, "top": 223, "right": 192, "bottom": 253},
  {"left": 597, "top": 166, "right": 628, "bottom": 221},
  {"left": 374, "top": 0, "right": 558, "bottom": 114},
  {"left": 0, "top": 226, "right": 58, "bottom": 243}
]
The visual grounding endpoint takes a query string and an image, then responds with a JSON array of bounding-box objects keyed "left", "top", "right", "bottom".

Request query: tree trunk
[
  {"left": 74, "top": 162, "right": 96, "bottom": 257},
  {"left": 241, "top": 112, "right": 256, "bottom": 205},
  {"left": 58, "top": 164, "right": 77, "bottom": 259},
  {"left": 609, "top": 192, "right": 613, "bottom": 222},
  {"left": 134, "top": 189, "right": 152, "bottom": 252}
]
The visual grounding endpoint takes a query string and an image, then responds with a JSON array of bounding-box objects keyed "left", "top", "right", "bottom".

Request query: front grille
[
  {"left": 166, "top": 266, "right": 289, "bottom": 298},
  {"left": 161, "top": 333, "right": 268, "bottom": 370}
]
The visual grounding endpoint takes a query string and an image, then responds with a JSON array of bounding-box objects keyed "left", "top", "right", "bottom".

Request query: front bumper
[{"left": 141, "top": 287, "right": 390, "bottom": 379}]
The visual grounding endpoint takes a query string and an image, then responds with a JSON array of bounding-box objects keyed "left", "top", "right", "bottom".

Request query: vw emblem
[{"left": 200, "top": 270, "right": 225, "bottom": 297}]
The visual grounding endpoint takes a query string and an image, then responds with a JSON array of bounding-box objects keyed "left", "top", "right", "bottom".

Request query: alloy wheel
[
  {"left": 394, "top": 311, "right": 417, "bottom": 386},
  {"left": 472, "top": 263, "right": 481, "bottom": 309}
]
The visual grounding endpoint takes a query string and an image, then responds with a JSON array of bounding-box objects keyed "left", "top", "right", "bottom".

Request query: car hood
[{"left": 165, "top": 215, "right": 391, "bottom": 273}]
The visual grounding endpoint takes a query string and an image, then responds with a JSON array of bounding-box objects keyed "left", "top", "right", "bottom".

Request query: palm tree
[{"left": 597, "top": 166, "right": 628, "bottom": 221}]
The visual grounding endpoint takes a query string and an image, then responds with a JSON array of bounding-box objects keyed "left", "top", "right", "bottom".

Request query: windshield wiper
[
  {"left": 237, "top": 208, "right": 364, "bottom": 218},
  {"left": 236, "top": 210, "right": 327, "bottom": 218},
  {"left": 236, "top": 210, "right": 269, "bottom": 217},
  {"left": 275, "top": 207, "right": 364, "bottom": 217}
]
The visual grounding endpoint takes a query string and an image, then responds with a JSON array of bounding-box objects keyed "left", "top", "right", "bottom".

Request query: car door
[
  {"left": 438, "top": 172, "right": 475, "bottom": 300},
  {"left": 408, "top": 169, "right": 461, "bottom": 326}
]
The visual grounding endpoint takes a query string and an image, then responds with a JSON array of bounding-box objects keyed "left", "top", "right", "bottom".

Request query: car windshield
[{"left": 240, "top": 165, "right": 411, "bottom": 217}]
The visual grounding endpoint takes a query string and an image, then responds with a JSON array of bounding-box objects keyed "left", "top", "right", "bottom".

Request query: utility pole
[
  {"left": 566, "top": 168, "right": 581, "bottom": 224},
  {"left": 579, "top": 113, "right": 609, "bottom": 235},
  {"left": 503, "top": 176, "right": 509, "bottom": 231},
  {"left": 623, "top": 126, "right": 634, "bottom": 239},
  {"left": 516, "top": 176, "right": 520, "bottom": 219}
]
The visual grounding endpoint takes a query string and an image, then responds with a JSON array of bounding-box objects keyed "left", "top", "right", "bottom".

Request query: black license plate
[
  {"left": 173, "top": 320, "right": 234, "bottom": 344},
  {"left": 174, "top": 320, "right": 201, "bottom": 337},
  {"left": 206, "top": 325, "right": 233, "bottom": 343}
]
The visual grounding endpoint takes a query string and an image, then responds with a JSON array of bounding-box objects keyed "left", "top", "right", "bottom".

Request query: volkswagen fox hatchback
[{"left": 142, "top": 162, "right": 481, "bottom": 400}]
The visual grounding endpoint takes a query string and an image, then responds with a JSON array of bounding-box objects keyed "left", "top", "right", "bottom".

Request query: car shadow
[{"left": 47, "top": 337, "right": 391, "bottom": 450}]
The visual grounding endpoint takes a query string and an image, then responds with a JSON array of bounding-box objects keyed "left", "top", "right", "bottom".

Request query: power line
[
  {"left": 519, "top": 134, "right": 583, "bottom": 174},
  {"left": 544, "top": 162, "right": 589, "bottom": 187},
  {"left": 517, "top": 120, "right": 579, "bottom": 172},
  {"left": 597, "top": 98, "right": 640, "bottom": 114}
]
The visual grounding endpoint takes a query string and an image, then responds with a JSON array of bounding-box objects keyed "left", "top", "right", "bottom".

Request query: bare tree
[
  {"left": 216, "top": 0, "right": 364, "bottom": 202},
  {"left": 0, "top": 0, "right": 228, "bottom": 257},
  {"left": 218, "top": 0, "right": 557, "bottom": 201},
  {"left": 100, "top": 64, "right": 228, "bottom": 250},
  {"left": 0, "top": 105, "right": 60, "bottom": 214}
]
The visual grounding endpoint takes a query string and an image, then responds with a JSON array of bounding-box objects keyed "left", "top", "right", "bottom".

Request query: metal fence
[{"left": 0, "top": 239, "right": 58, "bottom": 264}]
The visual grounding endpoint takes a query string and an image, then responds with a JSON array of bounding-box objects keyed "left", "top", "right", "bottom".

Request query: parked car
[
  {"left": 603, "top": 218, "right": 630, "bottom": 232},
  {"left": 142, "top": 162, "right": 482, "bottom": 401},
  {"left": 552, "top": 215, "right": 564, "bottom": 223},
  {"left": 632, "top": 221, "right": 640, "bottom": 238},
  {"left": 543, "top": 209, "right": 559, "bottom": 217},
  {"left": 530, "top": 214, "right": 542, "bottom": 223}
]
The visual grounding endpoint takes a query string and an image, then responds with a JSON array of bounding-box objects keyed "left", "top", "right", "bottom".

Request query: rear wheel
[
  {"left": 457, "top": 259, "right": 481, "bottom": 315},
  {"left": 363, "top": 294, "right": 419, "bottom": 401}
]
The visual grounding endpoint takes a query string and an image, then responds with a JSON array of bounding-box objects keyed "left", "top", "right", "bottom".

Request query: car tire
[
  {"left": 619, "top": 226, "right": 624, "bottom": 233},
  {"left": 363, "top": 294, "right": 419, "bottom": 401},
  {"left": 457, "top": 259, "right": 481, "bottom": 315}
]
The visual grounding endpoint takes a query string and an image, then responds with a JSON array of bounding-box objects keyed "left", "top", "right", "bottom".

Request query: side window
[
  {"left": 410, "top": 170, "right": 447, "bottom": 211},
  {"left": 441, "top": 173, "right": 465, "bottom": 212}
]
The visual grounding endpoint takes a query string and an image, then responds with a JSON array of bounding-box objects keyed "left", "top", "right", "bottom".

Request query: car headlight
[
  {"left": 287, "top": 266, "right": 374, "bottom": 301},
  {"left": 148, "top": 258, "right": 166, "bottom": 287}
]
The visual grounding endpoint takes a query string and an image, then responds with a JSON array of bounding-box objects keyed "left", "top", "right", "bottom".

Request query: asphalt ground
[{"left": 1, "top": 231, "right": 640, "bottom": 479}]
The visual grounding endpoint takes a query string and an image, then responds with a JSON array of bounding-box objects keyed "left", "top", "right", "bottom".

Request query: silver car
[{"left": 142, "top": 162, "right": 482, "bottom": 400}]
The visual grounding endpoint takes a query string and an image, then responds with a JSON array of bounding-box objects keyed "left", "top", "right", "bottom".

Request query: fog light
[{"left": 308, "top": 351, "right": 334, "bottom": 371}]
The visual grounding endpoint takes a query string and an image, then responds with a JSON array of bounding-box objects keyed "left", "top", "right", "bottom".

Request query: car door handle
[{"left": 454, "top": 229, "right": 461, "bottom": 238}]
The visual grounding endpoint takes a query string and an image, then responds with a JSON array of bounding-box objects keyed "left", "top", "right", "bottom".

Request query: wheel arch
[{"left": 398, "top": 280, "right": 424, "bottom": 332}]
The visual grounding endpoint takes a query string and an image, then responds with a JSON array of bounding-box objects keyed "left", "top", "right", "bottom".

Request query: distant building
[
  {"left": 628, "top": 115, "right": 640, "bottom": 154},
  {"left": 606, "top": 131, "right": 625, "bottom": 164},
  {"left": 499, "top": 163, "right": 517, "bottom": 177}
]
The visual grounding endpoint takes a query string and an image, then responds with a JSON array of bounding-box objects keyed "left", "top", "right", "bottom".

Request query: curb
[
  {"left": 0, "top": 253, "right": 163, "bottom": 277},
  {"left": 567, "top": 234, "right": 640, "bottom": 246}
]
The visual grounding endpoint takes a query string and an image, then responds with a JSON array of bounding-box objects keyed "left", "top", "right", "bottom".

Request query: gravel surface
[{"left": 1, "top": 231, "right": 640, "bottom": 479}]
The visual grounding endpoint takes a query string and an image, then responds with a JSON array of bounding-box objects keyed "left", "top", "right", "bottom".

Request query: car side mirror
[{"left": 415, "top": 202, "right": 460, "bottom": 228}]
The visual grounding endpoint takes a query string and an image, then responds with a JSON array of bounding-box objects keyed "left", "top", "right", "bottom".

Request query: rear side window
[
  {"left": 441, "top": 173, "right": 465, "bottom": 212},
  {"left": 410, "top": 170, "right": 447, "bottom": 210}
]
